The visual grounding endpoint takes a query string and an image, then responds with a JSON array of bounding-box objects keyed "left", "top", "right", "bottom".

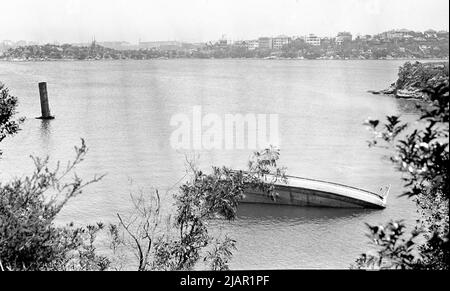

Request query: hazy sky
[{"left": 1, "top": 0, "right": 448, "bottom": 43}]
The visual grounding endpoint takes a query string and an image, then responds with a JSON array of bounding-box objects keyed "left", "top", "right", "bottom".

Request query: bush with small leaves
[
  {"left": 0, "top": 82, "right": 24, "bottom": 157},
  {"left": 357, "top": 77, "right": 449, "bottom": 270},
  {"left": 112, "top": 146, "right": 286, "bottom": 271},
  {"left": 0, "top": 139, "right": 108, "bottom": 271}
]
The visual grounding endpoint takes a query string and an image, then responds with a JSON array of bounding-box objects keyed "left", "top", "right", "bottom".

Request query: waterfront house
[
  {"left": 272, "top": 35, "right": 291, "bottom": 50},
  {"left": 304, "top": 34, "right": 321, "bottom": 46}
]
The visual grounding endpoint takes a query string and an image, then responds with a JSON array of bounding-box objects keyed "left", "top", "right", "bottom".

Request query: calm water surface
[{"left": 0, "top": 59, "right": 422, "bottom": 269}]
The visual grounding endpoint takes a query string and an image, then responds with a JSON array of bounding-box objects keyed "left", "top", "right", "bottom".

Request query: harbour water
[{"left": 0, "top": 59, "right": 422, "bottom": 269}]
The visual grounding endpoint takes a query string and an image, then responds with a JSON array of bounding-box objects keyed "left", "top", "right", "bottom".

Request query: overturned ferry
[{"left": 241, "top": 175, "right": 390, "bottom": 209}]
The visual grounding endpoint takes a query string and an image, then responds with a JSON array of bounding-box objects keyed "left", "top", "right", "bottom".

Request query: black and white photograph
[{"left": 0, "top": 0, "right": 448, "bottom": 280}]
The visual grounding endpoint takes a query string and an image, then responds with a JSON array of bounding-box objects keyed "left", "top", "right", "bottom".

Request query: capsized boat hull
[{"left": 241, "top": 176, "right": 389, "bottom": 209}]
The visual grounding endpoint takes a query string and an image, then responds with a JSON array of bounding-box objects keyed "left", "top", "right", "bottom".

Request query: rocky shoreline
[{"left": 369, "top": 61, "right": 449, "bottom": 99}]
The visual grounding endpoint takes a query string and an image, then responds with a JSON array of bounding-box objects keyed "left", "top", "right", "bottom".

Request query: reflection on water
[
  {"left": 39, "top": 119, "right": 52, "bottom": 141},
  {"left": 209, "top": 203, "right": 386, "bottom": 269},
  {"left": 395, "top": 98, "right": 422, "bottom": 115},
  {"left": 37, "top": 119, "right": 55, "bottom": 156},
  {"left": 236, "top": 203, "right": 375, "bottom": 224}
]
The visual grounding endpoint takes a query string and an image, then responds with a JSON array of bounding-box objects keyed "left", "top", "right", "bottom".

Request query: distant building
[
  {"left": 382, "top": 29, "right": 414, "bottom": 40},
  {"left": 232, "top": 40, "right": 247, "bottom": 48},
  {"left": 319, "top": 37, "right": 333, "bottom": 46},
  {"left": 336, "top": 32, "right": 352, "bottom": 45},
  {"left": 272, "top": 35, "right": 291, "bottom": 50},
  {"left": 245, "top": 40, "right": 259, "bottom": 50},
  {"left": 304, "top": 34, "right": 321, "bottom": 46},
  {"left": 355, "top": 34, "right": 372, "bottom": 41},
  {"left": 258, "top": 37, "right": 273, "bottom": 50}
]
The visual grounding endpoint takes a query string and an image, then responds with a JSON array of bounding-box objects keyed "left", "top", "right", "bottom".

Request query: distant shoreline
[{"left": 1, "top": 57, "right": 448, "bottom": 62}]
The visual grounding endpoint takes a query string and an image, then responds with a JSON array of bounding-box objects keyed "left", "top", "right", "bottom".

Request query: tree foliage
[
  {"left": 0, "top": 83, "right": 23, "bottom": 157},
  {"left": 355, "top": 221, "right": 422, "bottom": 269},
  {"left": 0, "top": 139, "right": 108, "bottom": 271},
  {"left": 356, "top": 78, "right": 449, "bottom": 270},
  {"left": 112, "top": 147, "right": 286, "bottom": 271}
]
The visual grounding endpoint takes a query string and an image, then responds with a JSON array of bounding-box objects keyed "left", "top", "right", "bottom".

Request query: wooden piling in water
[{"left": 37, "top": 82, "right": 54, "bottom": 119}]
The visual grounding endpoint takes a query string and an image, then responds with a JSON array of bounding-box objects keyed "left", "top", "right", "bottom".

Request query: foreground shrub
[
  {"left": 356, "top": 79, "right": 449, "bottom": 269},
  {"left": 0, "top": 83, "right": 23, "bottom": 157},
  {"left": 111, "top": 147, "right": 287, "bottom": 271},
  {"left": 0, "top": 139, "right": 108, "bottom": 271}
]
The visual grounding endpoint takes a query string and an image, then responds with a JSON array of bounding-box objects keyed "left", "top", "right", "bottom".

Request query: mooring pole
[{"left": 37, "top": 82, "right": 54, "bottom": 119}]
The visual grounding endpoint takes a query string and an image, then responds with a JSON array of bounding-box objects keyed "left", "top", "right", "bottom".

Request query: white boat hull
[{"left": 241, "top": 176, "right": 388, "bottom": 209}]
